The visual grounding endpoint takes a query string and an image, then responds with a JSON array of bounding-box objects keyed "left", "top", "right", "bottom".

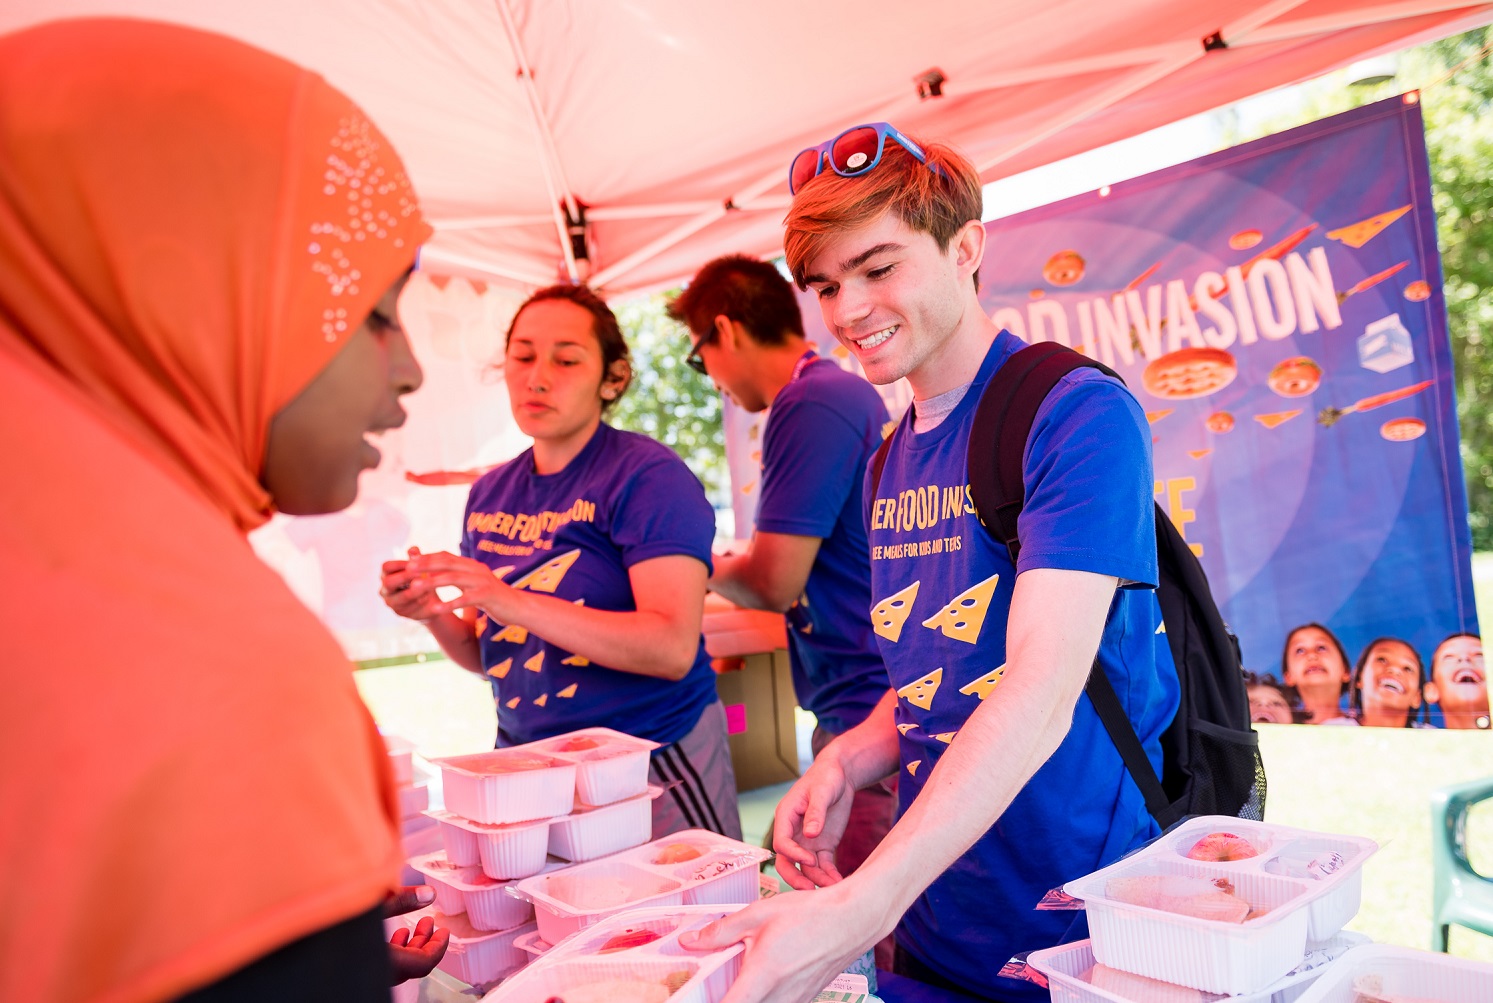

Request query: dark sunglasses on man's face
[{"left": 685, "top": 330, "right": 712, "bottom": 375}]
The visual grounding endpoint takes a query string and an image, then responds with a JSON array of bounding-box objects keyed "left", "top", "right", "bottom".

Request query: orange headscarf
[{"left": 0, "top": 18, "right": 432, "bottom": 1002}]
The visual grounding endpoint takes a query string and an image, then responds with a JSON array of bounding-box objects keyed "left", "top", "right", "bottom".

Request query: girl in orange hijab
[{"left": 0, "top": 19, "right": 440, "bottom": 1002}]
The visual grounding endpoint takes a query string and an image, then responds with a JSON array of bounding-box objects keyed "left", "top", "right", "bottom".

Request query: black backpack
[{"left": 871, "top": 341, "right": 1265, "bottom": 831}]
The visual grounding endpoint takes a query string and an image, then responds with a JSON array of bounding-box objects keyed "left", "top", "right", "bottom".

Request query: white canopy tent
[{"left": 6, "top": 1, "right": 1493, "bottom": 297}]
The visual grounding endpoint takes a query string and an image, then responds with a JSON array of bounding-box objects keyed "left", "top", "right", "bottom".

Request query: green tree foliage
[
  {"left": 608, "top": 294, "right": 730, "bottom": 508},
  {"left": 1232, "top": 30, "right": 1493, "bottom": 546}
]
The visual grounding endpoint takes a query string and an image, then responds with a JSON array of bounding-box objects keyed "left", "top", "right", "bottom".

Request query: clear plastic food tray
[
  {"left": 1291, "top": 943, "right": 1493, "bottom": 1003},
  {"left": 401, "top": 907, "right": 535, "bottom": 988},
  {"left": 481, "top": 904, "right": 748, "bottom": 1003},
  {"left": 1065, "top": 818, "right": 1378, "bottom": 994},
  {"left": 1028, "top": 932, "right": 1368, "bottom": 1003},
  {"left": 1163, "top": 817, "right": 1378, "bottom": 942},
  {"left": 513, "top": 830, "right": 770, "bottom": 944},
  {"left": 1066, "top": 856, "right": 1313, "bottom": 994},
  {"left": 534, "top": 727, "right": 661, "bottom": 806},
  {"left": 548, "top": 786, "right": 662, "bottom": 862},
  {"left": 434, "top": 749, "right": 577, "bottom": 825},
  {"left": 408, "top": 850, "right": 483, "bottom": 916},
  {"left": 425, "top": 809, "right": 553, "bottom": 880},
  {"left": 384, "top": 733, "right": 416, "bottom": 787}
]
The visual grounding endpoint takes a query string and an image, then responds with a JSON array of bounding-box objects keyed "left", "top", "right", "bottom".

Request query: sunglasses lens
[
  {"left": 831, "top": 127, "right": 881, "bottom": 175},
  {"left": 790, "top": 149, "right": 822, "bottom": 193}
]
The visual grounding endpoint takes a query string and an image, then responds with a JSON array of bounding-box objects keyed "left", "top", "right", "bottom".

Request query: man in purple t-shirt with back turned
[{"left": 669, "top": 256, "right": 896, "bottom": 963}]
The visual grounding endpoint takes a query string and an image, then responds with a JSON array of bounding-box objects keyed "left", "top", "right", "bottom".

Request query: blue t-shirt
[
  {"left": 756, "top": 356, "right": 892, "bottom": 735},
  {"left": 461, "top": 422, "right": 719, "bottom": 747},
  {"left": 865, "top": 332, "right": 1180, "bottom": 1000}
]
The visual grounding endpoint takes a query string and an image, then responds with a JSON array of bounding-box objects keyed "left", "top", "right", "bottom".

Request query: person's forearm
[
  {"left": 709, "top": 551, "right": 787, "bottom": 612},
  {"left": 499, "top": 589, "right": 698, "bottom": 680},
  {"left": 819, "top": 689, "right": 901, "bottom": 790},
  {"left": 422, "top": 612, "right": 483, "bottom": 674}
]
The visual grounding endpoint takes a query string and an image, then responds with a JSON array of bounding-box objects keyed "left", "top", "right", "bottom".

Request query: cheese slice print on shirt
[
  {"left": 872, "top": 580, "right": 921, "bottom": 642},
  {"left": 524, "top": 651, "right": 544, "bottom": 673},
  {"left": 959, "top": 663, "right": 1007, "bottom": 700},
  {"left": 510, "top": 549, "right": 581, "bottom": 593},
  {"left": 898, "top": 667, "right": 943, "bottom": 710},
  {"left": 492, "top": 623, "right": 529, "bottom": 645},
  {"left": 921, "top": 573, "right": 999, "bottom": 644},
  {"left": 487, "top": 657, "right": 513, "bottom": 679}
]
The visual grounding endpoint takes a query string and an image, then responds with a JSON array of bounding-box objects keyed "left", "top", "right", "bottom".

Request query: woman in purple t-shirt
[{"left": 381, "top": 286, "right": 740, "bottom": 839}]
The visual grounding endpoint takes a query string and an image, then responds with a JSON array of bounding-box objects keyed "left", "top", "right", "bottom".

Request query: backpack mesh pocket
[{"left": 1185, "top": 719, "right": 1266, "bottom": 821}]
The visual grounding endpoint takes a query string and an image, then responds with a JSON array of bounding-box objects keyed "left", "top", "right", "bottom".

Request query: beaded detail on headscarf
[{"left": 311, "top": 112, "right": 421, "bottom": 342}]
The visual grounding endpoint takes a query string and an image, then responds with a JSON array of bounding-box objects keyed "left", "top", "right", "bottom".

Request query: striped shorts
[{"left": 648, "top": 700, "right": 742, "bottom": 840}]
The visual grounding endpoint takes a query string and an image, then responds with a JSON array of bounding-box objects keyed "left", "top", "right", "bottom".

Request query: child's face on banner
[
  {"left": 1247, "top": 684, "right": 1293, "bottom": 724},
  {"left": 1431, "top": 635, "right": 1486, "bottom": 713},
  {"left": 1283, "top": 627, "right": 1349, "bottom": 697},
  {"left": 1357, "top": 640, "right": 1422, "bottom": 719}
]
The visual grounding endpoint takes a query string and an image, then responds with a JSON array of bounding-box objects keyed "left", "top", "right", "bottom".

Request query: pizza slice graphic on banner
[
  {"left": 898, "top": 667, "right": 943, "bottom": 710},
  {"left": 1254, "top": 410, "right": 1302, "bottom": 429},
  {"left": 487, "top": 657, "right": 513, "bottom": 679},
  {"left": 1326, "top": 204, "right": 1411, "bottom": 248},
  {"left": 510, "top": 549, "right": 581, "bottom": 593},
  {"left": 492, "top": 623, "right": 529, "bottom": 645},
  {"left": 872, "top": 581, "right": 921, "bottom": 642},
  {"left": 922, "top": 574, "right": 1000, "bottom": 644},
  {"left": 524, "top": 651, "right": 545, "bottom": 673},
  {"left": 959, "top": 664, "right": 1007, "bottom": 700}
]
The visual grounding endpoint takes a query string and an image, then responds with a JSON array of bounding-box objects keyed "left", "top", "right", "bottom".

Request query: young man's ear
[
  {"left": 953, "top": 219, "right": 986, "bottom": 285},
  {"left": 713, "top": 313, "right": 737, "bottom": 351}
]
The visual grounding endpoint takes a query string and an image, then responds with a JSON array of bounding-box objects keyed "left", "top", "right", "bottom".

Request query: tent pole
[
  {"left": 494, "top": 0, "right": 582, "bottom": 284},
  {"left": 418, "top": 247, "right": 557, "bottom": 288}
]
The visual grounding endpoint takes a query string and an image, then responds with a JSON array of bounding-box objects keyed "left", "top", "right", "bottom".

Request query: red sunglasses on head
[{"left": 789, "top": 122, "right": 940, "bottom": 195}]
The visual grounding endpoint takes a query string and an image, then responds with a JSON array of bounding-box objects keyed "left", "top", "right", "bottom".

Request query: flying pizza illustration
[
  {"left": 1145, "top": 409, "right": 1174, "bottom": 424},
  {"left": 1266, "top": 357, "right": 1322, "bottom": 398},
  {"left": 1229, "top": 229, "right": 1263, "bottom": 250},
  {"left": 1404, "top": 281, "right": 1431, "bottom": 302},
  {"left": 1043, "top": 249, "right": 1086, "bottom": 286},
  {"left": 1205, "top": 412, "right": 1235, "bottom": 434},
  {"left": 1381, "top": 417, "right": 1427, "bottom": 441},
  {"left": 1326, "top": 205, "right": 1412, "bottom": 248},
  {"left": 1142, "top": 347, "right": 1239, "bottom": 400},
  {"left": 1318, "top": 380, "right": 1433, "bottom": 427}
]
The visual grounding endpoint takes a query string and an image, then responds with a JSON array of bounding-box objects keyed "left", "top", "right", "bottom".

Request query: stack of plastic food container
[
  {"left": 1032, "top": 816, "right": 1379, "bottom": 1002},
  {"left": 487, "top": 904, "right": 749, "bottom": 1003},
  {"left": 383, "top": 733, "right": 443, "bottom": 864},
  {"left": 399, "top": 728, "right": 665, "bottom": 987},
  {"left": 511, "top": 829, "right": 772, "bottom": 946}
]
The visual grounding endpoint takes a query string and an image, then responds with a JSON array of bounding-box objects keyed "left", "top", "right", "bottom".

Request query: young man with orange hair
[{"left": 682, "top": 126, "right": 1179, "bottom": 1002}]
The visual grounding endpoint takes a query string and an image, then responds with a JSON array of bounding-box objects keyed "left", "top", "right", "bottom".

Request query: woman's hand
[
  {"left": 400, "top": 550, "right": 526, "bottom": 623},
  {"left": 379, "top": 548, "right": 446, "bottom": 622}
]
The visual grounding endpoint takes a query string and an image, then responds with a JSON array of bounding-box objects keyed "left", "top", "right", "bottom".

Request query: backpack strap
[
  {"left": 868, "top": 428, "right": 895, "bottom": 500},
  {"left": 968, "top": 342, "right": 1175, "bottom": 828}
]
